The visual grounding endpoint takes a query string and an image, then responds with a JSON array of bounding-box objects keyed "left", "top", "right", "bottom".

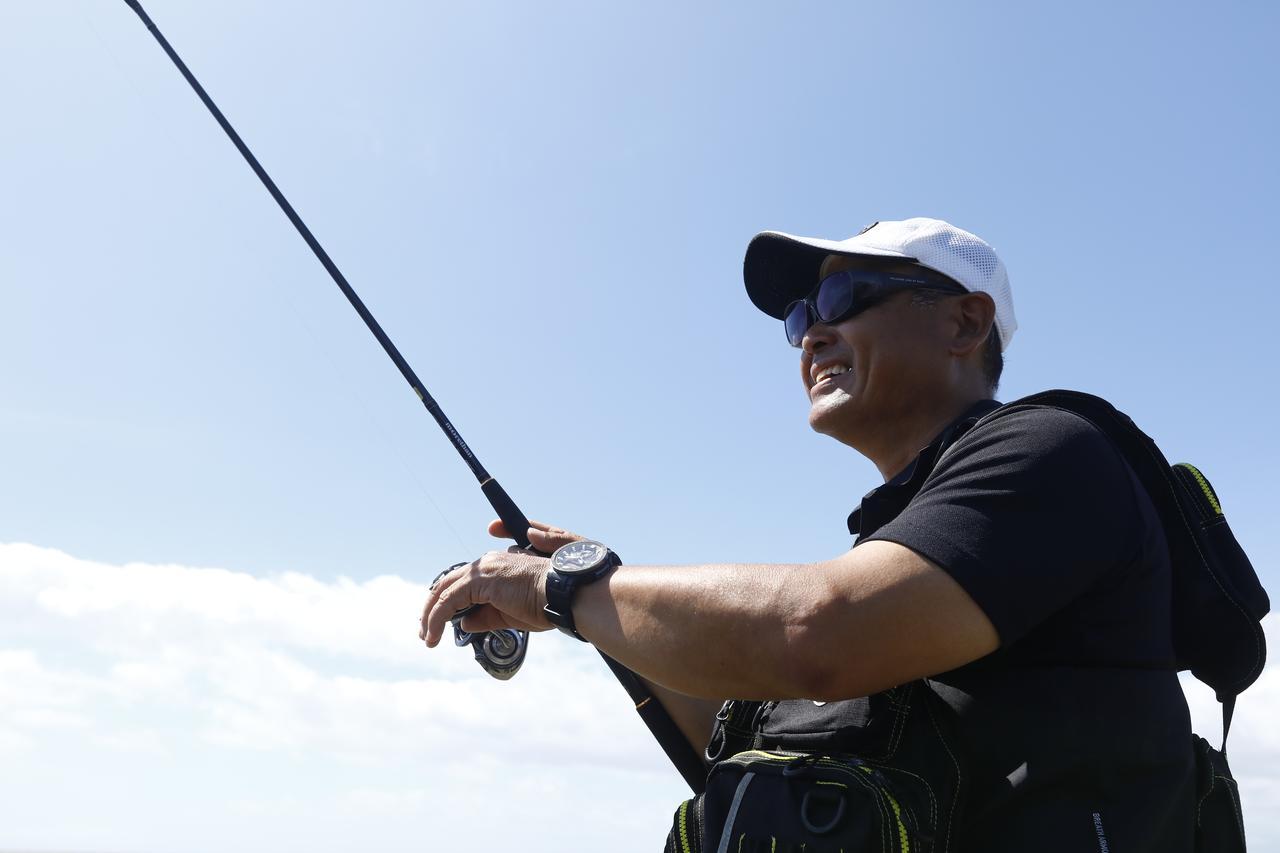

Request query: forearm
[{"left": 572, "top": 562, "right": 829, "bottom": 700}]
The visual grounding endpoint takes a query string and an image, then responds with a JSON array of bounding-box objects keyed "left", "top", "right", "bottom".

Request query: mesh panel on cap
[
  {"left": 915, "top": 220, "right": 1000, "bottom": 284},
  {"left": 905, "top": 218, "right": 1017, "bottom": 351}
]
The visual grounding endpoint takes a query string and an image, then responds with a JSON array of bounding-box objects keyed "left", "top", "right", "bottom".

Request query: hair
[
  {"left": 909, "top": 290, "right": 1004, "bottom": 393},
  {"left": 981, "top": 325, "right": 1003, "bottom": 393}
]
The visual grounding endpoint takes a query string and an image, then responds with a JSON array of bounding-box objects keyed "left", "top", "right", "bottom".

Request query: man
[{"left": 421, "top": 218, "right": 1193, "bottom": 851}]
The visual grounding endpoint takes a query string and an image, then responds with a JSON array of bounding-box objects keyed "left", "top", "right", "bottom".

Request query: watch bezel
[{"left": 549, "top": 539, "right": 611, "bottom": 575}]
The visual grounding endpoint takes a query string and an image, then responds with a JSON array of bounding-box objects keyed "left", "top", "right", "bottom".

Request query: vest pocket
[
  {"left": 677, "top": 682, "right": 968, "bottom": 852},
  {"left": 1193, "top": 735, "right": 1246, "bottom": 852},
  {"left": 676, "top": 750, "right": 934, "bottom": 853},
  {"left": 756, "top": 688, "right": 910, "bottom": 760}
]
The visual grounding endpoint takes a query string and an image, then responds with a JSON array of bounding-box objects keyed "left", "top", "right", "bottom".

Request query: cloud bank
[
  {"left": 0, "top": 543, "right": 682, "bottom": 852},
  {"left": 0, "top": 542, "right": 1276, "bottom": 851}
]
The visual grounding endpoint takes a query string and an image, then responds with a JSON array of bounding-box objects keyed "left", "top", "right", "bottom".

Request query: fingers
[
  {"left": 420, "top": 561, "right": 474, "bottom": 647},
  {"left": 421, "top": 550, "right": 553, "bottom": 648},
  {"left": 489, "top": 517, "right": 558, "bottom": 539},
  {"left": 426, "top": 584, "right": 470, "bottom": 647},
  {"left": 488, "top": 518, "right": 584, "bottom": 551},
  {"left": 458, "top": 605, "right": 541, "bottom": 634},
  {"left": 423, "top": 565, "right": 527, "bottom": 641}
]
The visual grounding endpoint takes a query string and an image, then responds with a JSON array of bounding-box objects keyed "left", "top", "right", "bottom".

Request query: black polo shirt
[
  {"left": 761, "top": 400, "right": 1195, "bottom": 852},
  {"left": 863, "top": 401, "right": 1195, "bottom": 852}
]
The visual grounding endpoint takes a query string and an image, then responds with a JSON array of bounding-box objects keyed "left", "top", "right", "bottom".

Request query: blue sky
[{"left": 2, "top": 1, "right": 1278, "bottom": 850}]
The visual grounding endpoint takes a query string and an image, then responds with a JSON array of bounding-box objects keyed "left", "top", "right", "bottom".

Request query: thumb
[
  {"left": 528, "top": 525, "right": 584, "bottom": 552},
  {"left": 489, "top": 518, "right": 583, "bottom": 551}
]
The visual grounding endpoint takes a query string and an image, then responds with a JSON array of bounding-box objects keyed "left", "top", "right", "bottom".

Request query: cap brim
[{"left": 743, "top": 231, "right": 915, "bottom": 319}]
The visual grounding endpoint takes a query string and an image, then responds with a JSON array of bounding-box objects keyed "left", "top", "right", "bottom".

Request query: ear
[{"left": 948, "top": 292, "right": 996, "bottom": 357}]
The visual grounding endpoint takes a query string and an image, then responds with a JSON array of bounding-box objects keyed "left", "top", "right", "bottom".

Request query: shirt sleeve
[{"left": 863, "top": 407, "right": 1144, "bottom": 646}]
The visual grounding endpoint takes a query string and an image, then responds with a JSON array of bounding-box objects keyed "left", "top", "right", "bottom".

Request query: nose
[{"left": 801, "top": 320, "right": 836, "bottom": 355}]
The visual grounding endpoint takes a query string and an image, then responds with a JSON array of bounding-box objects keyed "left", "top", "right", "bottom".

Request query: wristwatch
[{"left": 543, "top": 539, "right": 621, "bottom": 641}]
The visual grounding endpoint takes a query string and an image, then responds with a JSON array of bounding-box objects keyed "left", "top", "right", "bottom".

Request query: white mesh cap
[{"left": 743, "top": 217, "right": 1017, "bottom": 351}]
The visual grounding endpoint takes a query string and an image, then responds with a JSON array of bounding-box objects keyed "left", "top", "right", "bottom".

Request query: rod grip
[{"left": 480, "top": 478, "right": 533, "bottom": 551}]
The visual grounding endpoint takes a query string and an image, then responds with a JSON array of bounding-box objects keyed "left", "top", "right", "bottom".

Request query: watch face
[{"left": 551, "top": 540, "right": 610, "bottom": 575}]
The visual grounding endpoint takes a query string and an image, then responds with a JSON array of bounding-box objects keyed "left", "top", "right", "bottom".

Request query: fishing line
[
  {"left": 81, "top": 2, "right": 473, "bottom": 558},
  {"left": 119, "top": 0, "right": 707, "bottom": 794}
]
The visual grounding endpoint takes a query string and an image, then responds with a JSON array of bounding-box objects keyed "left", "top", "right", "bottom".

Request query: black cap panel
[
  {"left": 742, "top": 233, "right": 830, "bottom": 319},
  {"left": 742, "top": 232, "right": 920, "bottom": 319}
]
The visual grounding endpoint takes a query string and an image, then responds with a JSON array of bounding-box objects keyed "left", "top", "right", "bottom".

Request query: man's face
[{"left": 799, "top": 255, "right": 960, "bottom": 446}]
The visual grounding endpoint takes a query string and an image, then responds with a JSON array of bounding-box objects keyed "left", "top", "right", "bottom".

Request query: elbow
[
  {"left": 778, "top": 591, "right": 878, "bottom": 701},
  {"left": 784, "top": 639, "right": 878, "bottom": 701},
  {"left": 779, "top": 577, "right": 914, "bottom": 701},
  {"left": 799, "top": 664, "right": 882, "bottom": 703}
]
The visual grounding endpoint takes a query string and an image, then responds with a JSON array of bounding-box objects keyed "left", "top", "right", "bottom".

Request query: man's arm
[
  {"left": 571, "top": 540, "right": 998, "bottom": 700},
  {"left": 423, "top": 538, "right": 998, "bottom": 702}
]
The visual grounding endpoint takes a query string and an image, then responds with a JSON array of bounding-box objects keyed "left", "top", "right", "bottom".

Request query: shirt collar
[{"left": 847, "top": 399, "right": 1002, "bottom": 540}]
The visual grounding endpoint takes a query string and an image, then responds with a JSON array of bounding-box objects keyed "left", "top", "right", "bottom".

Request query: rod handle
[{"left": 481, "top": 478, "right": 534, "bottom": 551}]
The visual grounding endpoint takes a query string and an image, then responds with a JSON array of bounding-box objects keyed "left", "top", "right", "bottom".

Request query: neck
[{"left": 863, "top": 392, "right": 990, "bottom": 481}]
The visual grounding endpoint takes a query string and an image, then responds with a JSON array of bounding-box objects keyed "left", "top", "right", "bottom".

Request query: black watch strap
[
  {"left": 544, "top": 570, "right": 587, "bottom": 641},
  {"left": 543, "top": 543, "right": 620, "bottom": 641}
]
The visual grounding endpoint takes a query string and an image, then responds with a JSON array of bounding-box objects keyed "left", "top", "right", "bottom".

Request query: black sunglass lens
[
  {"left": 783, "top": 301, "right": 810, "bottom": 347},
  {"left": 814, "top": 272, "right": 856, "bottom": 323}
]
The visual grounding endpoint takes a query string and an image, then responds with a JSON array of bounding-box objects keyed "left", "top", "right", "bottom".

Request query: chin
[{"left": 807, "top": 388, "right": 858, "bottom": 438}]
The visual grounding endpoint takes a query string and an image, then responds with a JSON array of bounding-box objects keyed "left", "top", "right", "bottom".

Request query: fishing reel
[{"left": 433, "top": 562, "right": 528, "bottom": 680}]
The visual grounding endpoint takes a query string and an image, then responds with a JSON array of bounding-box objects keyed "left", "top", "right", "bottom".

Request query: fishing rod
[{"left": 121, "top": 0, "right": 705, "bottom": 793}]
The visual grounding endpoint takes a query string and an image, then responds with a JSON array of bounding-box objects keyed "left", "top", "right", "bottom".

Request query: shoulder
[
  {"left": 913, "top": 402, "right": 1143, "bottom": 527},
  {"left": 872, "top": 400, "right": 1154, "bottom": 646},
  {"left": 939, "top": 403, "right": 1130, "bottom": 482}
]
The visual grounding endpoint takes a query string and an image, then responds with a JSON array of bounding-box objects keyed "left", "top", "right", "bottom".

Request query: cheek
[
  {"left": 843, "top": 316, "right": 928, "bottom": 381},
  {"left": 869, "top": 319, "right": 948, "bottom": 381}
]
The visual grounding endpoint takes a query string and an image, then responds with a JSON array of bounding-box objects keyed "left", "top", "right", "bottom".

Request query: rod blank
[{"left": 120, "top": 0, "right": 706, "bottom": 794}]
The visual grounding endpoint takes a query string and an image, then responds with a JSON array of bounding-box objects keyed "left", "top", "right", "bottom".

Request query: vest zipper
[{"left": 1174, "top": 462, "right": 1223, "bottom": 521}]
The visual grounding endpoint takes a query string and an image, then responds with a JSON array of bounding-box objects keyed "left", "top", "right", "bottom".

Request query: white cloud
[
  {"left": 0, "top": 542, "right": 683, "bottom": 853},
  {"left": 0, "top": 542, "right": 644, "bottom": 766},
  {"left": 0, "top": 542, "right": 1277, "bottom": 851}
]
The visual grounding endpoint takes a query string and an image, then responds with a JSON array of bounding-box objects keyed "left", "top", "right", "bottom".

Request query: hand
[
  {"left": 420, "top": 546, "right": 552, "bottom": 647},
  {"left": 419, "top": 519, "right": 590, "bottom": 648}
]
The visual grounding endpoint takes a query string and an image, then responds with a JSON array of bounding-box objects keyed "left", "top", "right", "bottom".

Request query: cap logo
[{"left": 857, "top": 221, "right": 879, "bottom": 236}]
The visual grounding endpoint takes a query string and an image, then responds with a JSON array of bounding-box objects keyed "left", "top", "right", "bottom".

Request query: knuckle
[{"left": 440, "top": 583, "right": 464, "bottom": 606}]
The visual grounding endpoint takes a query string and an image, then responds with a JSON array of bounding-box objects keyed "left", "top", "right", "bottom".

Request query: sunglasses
[{"left": 783, "top": 268, "right": 968, "bottom": 347}]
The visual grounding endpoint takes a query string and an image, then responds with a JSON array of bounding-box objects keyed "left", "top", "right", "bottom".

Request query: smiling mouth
[{"left": 811, "top": 364, "right": 850, "bottom": 389}]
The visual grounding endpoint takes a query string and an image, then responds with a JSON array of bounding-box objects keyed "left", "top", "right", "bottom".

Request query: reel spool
[{"left": 454, "top": 625, "right": 527, "bottom": 680}]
